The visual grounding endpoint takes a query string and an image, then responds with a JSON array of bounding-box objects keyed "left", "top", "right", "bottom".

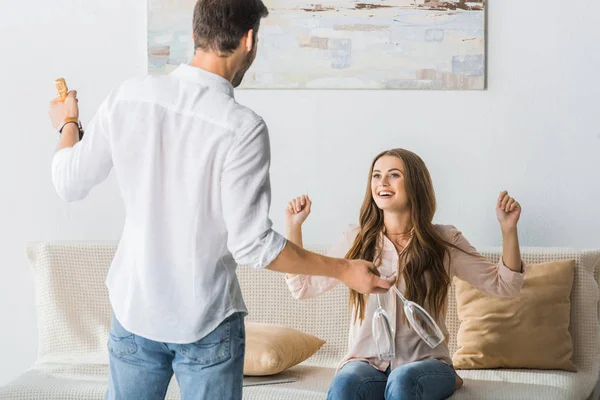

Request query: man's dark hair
[{"left": 193, "top": 0, "right": 269, "bottom": 56}]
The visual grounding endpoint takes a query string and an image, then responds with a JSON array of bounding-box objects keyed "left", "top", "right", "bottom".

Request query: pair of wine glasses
[{"left": 372, "top": 276, "right": 445, "bottom": 360}]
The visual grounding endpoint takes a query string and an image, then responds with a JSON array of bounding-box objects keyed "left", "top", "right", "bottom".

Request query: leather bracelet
[
  {"left": 59, "top": 121, "right": 79, "bottom": 134},
  {"left": 58, "top": 118, "right": 85, "bottom": 140}
]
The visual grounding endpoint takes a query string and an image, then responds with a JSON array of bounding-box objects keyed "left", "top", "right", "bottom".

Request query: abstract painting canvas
[{"left": 148, "top": 0, "right": 486, "bottom": 89}]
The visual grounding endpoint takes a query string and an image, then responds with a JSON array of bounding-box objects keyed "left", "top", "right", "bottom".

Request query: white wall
[{"left": 1, "top": 0, "right": 599, "bottom": 387}]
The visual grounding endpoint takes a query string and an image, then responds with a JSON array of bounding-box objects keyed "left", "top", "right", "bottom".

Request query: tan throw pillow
[
  {"left": 453, "top": 260, "right": 576, "bottom": 371},
  {"left": 243, "top": 322, "right": 325, "bottom": 376}
]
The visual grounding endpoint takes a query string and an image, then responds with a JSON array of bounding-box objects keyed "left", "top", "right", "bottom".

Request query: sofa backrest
[
  {"left": 27, "top": 243, "right": 114, "bottom": 365},
  {"left": 238, "top": 247, "right": 600, "bottom": 370},
  {"left": 27, "top": 243, "right": 600, "bottom": 371}
]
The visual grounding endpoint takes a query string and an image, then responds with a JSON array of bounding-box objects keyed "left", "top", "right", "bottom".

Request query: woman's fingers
[
  {"left": 505, "top": 198, "right": 515, "bottom": 212},
  {"left": 288, "top": 195, "right": 312, "bottom": 215},
  {"left": 501, "top": 195, "right": 510, "bottom": 211},
  {"left": 511, "top": 201, "right": 521, "bottom": 212},
  {"left": 497, "top": 190, "right": 508, "bottom": 209}
]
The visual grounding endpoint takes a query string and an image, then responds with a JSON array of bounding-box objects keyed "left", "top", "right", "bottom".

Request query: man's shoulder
[
  {"left": 203, "top": 96, "right": 265, "bottom": 138},
  {"left": 228, "top": 100, "right": 264, "bottom": 130},
  {"left": 103, "top": 75, "right": 163, "bottom": 104},
  {"left": 108, "top": 75, "right": 266, "bottom": 134},
  {"left": 116, "top": 75, "right": 169, "bottom": 96}
]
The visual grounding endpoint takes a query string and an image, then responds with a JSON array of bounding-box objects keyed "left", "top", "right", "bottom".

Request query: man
[{"left": 48, "top": 0, "right": 394, "bottom": 398}]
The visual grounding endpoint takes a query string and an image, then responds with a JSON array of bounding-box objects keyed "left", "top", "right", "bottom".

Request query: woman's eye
[
  {"left": 373, "top": 174, "right": 381, "bottom": 179},
  {"left": 391, "top": 173, "right": 400, "bottom": 178}
]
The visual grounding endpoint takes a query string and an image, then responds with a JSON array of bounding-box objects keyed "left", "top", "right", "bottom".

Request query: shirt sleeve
[
  {"left": 220, "top": 118, "right": 286, "bottom": 269},
  {"left": 448, "top": 225, "right": 525, "bottom": 297},
  {"left": 51, "top": 95, "right": 114, "bottom": 202},
  {"left": 285, "top": 225, "right": 357, "bottom": 299}
]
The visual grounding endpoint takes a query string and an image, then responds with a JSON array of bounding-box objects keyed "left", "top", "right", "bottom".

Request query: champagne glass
[
  {"left": 390, "top": 285, "right": 445, "bottom": 348},
  {"left": 372, "top": 294, "right": 395, "bottom": 360}
]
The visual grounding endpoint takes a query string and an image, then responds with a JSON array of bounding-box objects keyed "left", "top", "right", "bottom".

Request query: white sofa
[{"left": 1, "top": 243, "right": 599, "bottom": 400}]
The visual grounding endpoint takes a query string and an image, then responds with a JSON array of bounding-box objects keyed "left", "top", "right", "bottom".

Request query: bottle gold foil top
[{"left": 55, "top": 78, "right": 68, "bottom": 101}]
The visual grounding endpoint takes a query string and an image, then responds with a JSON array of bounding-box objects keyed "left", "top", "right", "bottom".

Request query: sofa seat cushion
[
  {"left": 0, "top": 363, "right": 597, "bottom": 400},
  {"left": 0, "top": 364, "right": 334, "bottom": 400},
  {"left": 453, "top": 369, "right": 598, "bottom": 400}
]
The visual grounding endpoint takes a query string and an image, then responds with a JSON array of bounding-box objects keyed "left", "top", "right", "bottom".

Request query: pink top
[{"left": 285, "top": 224, "right": 524, "bottom": 372}]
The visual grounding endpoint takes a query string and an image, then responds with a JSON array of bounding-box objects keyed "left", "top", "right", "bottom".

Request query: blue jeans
[
  {"left": 328, "top": 359, "right": 456, "bottom": 400},
  {"left": 105, "top": 312, "right": 245, "bottom": 400}
]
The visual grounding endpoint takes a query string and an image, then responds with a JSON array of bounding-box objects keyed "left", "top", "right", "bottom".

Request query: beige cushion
[
  {"left": 243, "top": 322, "right": 325, "bottom": 376},
  {"left": 453, "top": 259, "right": 577, "bottom": 371}
]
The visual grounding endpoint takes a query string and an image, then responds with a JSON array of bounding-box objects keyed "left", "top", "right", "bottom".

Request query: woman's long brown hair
[{"left": 347, "top": 149, "right": 457, "bottom": 324}]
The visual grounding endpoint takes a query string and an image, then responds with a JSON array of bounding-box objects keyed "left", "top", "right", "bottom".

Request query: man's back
[{"left": 52, "top": 64, "right": 286, "bottom": 342}]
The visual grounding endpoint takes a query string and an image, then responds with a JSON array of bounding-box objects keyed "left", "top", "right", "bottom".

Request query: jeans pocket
[
  {"left": 233, "top": 313, "right": 246, "bottom": 341},
  {"left": 180, "top": 318, "right": 232, "bottom": 366},
  {"left": 108, "top": 315, "right": 138, "bottom": 358}
]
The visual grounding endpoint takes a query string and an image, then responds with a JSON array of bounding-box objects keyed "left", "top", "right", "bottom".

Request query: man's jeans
[{"left": 105, "top": 312, "right": 245, "bottom": 400}]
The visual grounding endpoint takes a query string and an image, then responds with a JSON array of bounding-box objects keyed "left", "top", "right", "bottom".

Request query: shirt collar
[
  {"left": 170, "top": 64, "right": 235, "bottom": 98},
  {"left": 382, "top": 234, "right": 396, "bottom": 252}
]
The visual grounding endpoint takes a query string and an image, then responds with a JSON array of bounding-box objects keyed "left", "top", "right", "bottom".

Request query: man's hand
[
  {"left": 49, "top": 90, "right": 79, "bottom": 131},
  {"left": 341, "top": 259, "right": 396, "bottom": 294}
]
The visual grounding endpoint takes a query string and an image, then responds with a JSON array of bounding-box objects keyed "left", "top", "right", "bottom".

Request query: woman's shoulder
[{"left": 433, "top": 224, "right": 462, "bottom": 243}]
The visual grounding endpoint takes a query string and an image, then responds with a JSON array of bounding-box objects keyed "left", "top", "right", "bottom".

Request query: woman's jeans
[{"left": 327, "top": 359, "right": 456, "bottom": 400}]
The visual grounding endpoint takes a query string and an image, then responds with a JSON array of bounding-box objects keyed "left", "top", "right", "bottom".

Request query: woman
[{"left": 285, "top": 148, "right": 524, "bottom": 400}]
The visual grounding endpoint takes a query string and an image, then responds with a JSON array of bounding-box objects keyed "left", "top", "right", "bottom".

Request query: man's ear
[{"left": 245, "top": 29, "right": 254, "bottom": 52}]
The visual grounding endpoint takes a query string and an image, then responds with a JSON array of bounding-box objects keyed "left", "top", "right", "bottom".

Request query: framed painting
[{"left": 148, "top": 0, "right": 486, "bottom": 89}]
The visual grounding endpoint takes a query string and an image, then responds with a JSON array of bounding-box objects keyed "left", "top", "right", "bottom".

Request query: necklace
[
  {"left": 384, "top": 228, "right": 413, "bottom": 254},
  {"left": 385, "top": 227, "right": 413, "bottom": 236}
]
